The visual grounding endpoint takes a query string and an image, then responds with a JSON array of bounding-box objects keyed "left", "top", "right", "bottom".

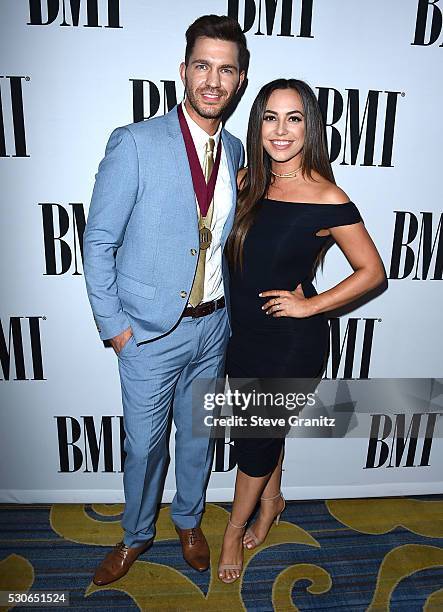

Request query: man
[{"left": 83, "top": 14, "right": 248, "bottom": 585}]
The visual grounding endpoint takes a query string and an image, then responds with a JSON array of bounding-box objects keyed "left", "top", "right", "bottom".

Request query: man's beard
[{"left": 185, "top": 80, "right": 231, "bottom": 120}]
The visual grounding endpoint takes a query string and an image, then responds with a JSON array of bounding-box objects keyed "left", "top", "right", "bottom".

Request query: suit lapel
[
  {"left": 165, "top": 107, "right": 199, "bottom": 230},
  {"left": 221, "top": 130, "right": 238, "bottom": 245},
  {"left": 221, "top": 130, "right": 237, "bottom": 196}
]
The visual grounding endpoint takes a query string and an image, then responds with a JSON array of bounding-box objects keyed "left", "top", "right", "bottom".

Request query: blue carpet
[{"left": 1, "top": 495, "right": 442, "bottom": 610}]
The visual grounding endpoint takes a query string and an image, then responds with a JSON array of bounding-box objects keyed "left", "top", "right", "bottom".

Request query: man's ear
[
  {"left": 179, "top": 62, "right": 186, "bottom": 87},
  {"left": 236, "top": 70, "right": 246, "bottom": 93}
]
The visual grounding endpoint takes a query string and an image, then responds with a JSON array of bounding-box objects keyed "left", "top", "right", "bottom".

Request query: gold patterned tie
[{"left": 189, "top": 137, "right": 215, "bottom": 307}]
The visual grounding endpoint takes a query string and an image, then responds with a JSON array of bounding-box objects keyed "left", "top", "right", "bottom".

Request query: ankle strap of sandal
[
  {"left": 228, "top": 517, "right": 247, "bottom": 529},
  {"left": 260, "top": 491, "right": 282, "bottom": 501}
]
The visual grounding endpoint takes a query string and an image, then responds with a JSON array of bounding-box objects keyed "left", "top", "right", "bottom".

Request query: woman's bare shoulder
[{"left": 314, "top": 181, "right": 350, "bottom": 205}]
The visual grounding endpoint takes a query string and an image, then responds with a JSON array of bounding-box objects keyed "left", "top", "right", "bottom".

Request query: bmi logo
[
  {"left": 325, "top": 317, "right": 381, "bottom": 379},
  {"left": 0, "top": 76, "right": 29, "bottom": 158},
  {"left": 228, "top": 0, "right": 314, "bottom": 37},
  {"left": 389, "top": 212, "right": 443, "bottom": 280},
  {"left": 412, "top": 0, "right": 443, "bottom": 46},
  {"left": 56, "top": 416, "right": 125, "bottom": 472},
  {"left": 317, "top": 88, "right": 402, "bottom": 167},
  {"left": 365, "top": 412, "right": 442, "bottom": 468},
  {"left": 131, "top": 80, "right": 178, "bottom": 123},
  {"left": 0, "top": 317, "right": 46, "bottom": 381},
  {"left": 213, "top": 439, "right": 237, "bottom": 473},
  {"left": 40, "top": 203, "right": 86, "bottom": 275},
  {"left": 56, "top": 415, "right": 237, "bottom": 473},
  {"left": 27, "top": 0, "right": 122, "bottom": 28}
]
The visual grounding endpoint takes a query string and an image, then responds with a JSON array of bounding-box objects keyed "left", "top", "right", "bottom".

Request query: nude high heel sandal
[
  {"left": 243, "top": 491, "right": 286, "bottom": 550},
  {"left": 218, "top": 518, "right": 247, "bottom": 584}
]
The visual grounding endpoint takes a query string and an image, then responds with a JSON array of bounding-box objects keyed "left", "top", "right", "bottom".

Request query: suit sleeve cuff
[{"left": 93, "top": 310, "right": 131, "bottom": 341}]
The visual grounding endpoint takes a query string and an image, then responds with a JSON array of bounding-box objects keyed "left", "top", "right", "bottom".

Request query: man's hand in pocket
[{"left": 110, "top": 327, "right": 133, "bottom": 354}]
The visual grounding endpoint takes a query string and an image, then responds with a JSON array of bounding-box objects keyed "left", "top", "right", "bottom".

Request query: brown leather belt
[{"left": 183, "top": 296, "right": 225, "bottom": 318}]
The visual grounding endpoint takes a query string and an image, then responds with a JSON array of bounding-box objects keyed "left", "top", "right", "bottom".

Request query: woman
[{"left": 217, "top": 79, "right": 386, "bottom": 583}]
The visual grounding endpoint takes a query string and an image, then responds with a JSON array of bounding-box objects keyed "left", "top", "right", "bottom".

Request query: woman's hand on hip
[{"left": 259, "top": 284, "right": 312, "bottom": 318}]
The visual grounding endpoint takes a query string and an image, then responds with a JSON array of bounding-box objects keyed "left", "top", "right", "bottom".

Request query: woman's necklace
[{"left": 270, "top": 165, "right": 303, "bottom": 179}]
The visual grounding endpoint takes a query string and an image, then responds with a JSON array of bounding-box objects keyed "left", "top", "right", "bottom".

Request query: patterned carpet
[{"left": 1, "top": 495, "right": 443, "bottom": 611}]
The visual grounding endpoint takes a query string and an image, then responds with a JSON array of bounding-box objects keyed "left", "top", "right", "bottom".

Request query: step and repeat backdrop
[{"left": 1, "top": 0, "right": 442, "bottom": 502}]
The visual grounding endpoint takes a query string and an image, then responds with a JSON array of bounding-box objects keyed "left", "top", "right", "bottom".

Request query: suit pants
[{"left": 117, "top": 306, "right": 229, "bottom": 547}]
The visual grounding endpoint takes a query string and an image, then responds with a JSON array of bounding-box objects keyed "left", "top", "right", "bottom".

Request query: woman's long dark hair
[{"left": 227, "top": 78, "right": 335, "bottom": 275}]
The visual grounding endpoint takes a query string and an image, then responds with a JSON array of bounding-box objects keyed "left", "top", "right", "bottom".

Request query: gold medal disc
[{"left": 199, "top": 225, "right": 212, "bottom": 250}]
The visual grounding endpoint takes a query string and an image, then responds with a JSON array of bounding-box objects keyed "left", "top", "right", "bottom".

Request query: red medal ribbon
[{"left": 177, "top": 103, "right": 222, "bottom": 218}]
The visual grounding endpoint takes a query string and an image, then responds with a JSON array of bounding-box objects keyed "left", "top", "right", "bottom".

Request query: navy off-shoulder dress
[{"left": 225, "top": 198, "right": 363, "bottom": 476}]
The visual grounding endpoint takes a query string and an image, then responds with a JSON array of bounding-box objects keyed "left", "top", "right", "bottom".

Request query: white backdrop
[{"left": 1, "top": 0, "right": 442, "bottom": 502}]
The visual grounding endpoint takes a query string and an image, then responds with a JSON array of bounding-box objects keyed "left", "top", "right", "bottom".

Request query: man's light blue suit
[{"left": 83, "top": 106, "right": 244, "bottom": 546}]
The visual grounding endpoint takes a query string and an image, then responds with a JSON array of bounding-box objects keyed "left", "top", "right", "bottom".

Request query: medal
[{"left": 199, "top": 224, "right": 212, "bottom": 250}]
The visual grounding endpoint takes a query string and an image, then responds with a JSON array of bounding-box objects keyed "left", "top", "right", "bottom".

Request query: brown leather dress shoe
[
  {"left": 93, "top": 539, "right": 153, "bottom": 586},
  {"left": 175, "top": 526, "right": 210, "bottom": 572}
]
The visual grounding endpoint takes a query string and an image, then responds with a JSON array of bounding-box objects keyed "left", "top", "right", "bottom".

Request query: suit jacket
[{"left": 83, "top": 105, "right": 244, "bottom": 344}]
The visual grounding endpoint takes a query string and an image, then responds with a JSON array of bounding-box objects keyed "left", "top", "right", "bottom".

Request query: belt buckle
[{"left": 213, "top": 298, "right": 218, "bottom": 312}]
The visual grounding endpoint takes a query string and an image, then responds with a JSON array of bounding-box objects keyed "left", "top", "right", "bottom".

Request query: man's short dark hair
[{"left": 185, "top": 14, "right": 250, "bottom": 75}]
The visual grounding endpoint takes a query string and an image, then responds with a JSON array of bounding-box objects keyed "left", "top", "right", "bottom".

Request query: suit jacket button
[
  {"left": 190, "top": 248, "right": 197, "bottom": 256},
  {"left": 180, "top": 290, "right": 187, "bottom": 298}
]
